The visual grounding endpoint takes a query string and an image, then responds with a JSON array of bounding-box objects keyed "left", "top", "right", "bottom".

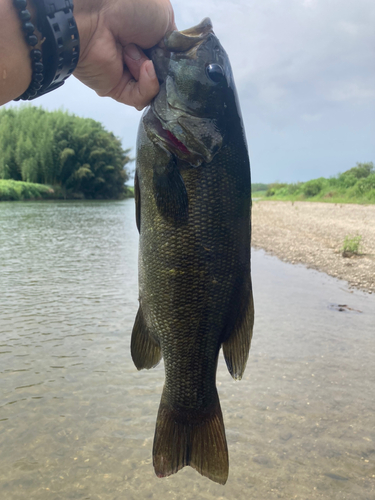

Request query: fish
[{"left": 131, "top": 18, "right": 254, "bottom": 485}]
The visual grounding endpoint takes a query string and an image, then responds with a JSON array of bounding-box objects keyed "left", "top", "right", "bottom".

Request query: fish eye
[{"left": 206, "top": 63, "right": 225, "bottom": 84}]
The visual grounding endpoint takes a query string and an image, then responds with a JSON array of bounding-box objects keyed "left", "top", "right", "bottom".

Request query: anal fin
[
  {"left": 222, "top": 279, "right": 254, "bottom": 380},
  {"left": 131, "top": 306, "right": 162, "bottom": 370}
]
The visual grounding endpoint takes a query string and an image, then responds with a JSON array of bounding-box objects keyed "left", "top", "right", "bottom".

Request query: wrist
[
  {"left": 73, "top": 0, "right": 103, "bottom": 58},
  {"left": 0, "top": 1, "right": 41, "bottom": 104},
  {"left": 15, "top": 0, "right": 80, "bottom": 100}
]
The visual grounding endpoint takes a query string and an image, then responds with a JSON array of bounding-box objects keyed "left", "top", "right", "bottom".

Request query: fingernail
[
  {"left": 125, "top": 44, "right": 141, "bottom": 61},
  {"left": 146, "top": 61, "right": 156, "bottom": 79}
]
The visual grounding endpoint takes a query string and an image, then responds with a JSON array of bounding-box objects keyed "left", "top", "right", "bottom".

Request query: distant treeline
[
  {"left": 251, "top": 183, "right": 269, "bottom": 192},
  {"left": 0, "top": 106, "right": 132, "bottom": 199},
  {"left": 252, "top": 162, "right": 375, "bottom": 204}
]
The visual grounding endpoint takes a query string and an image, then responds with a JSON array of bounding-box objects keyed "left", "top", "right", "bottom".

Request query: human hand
[{"left": 73, "top": 0, "right": 176, "bottom": 110}]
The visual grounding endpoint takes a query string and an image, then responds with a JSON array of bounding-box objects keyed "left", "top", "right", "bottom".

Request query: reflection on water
[{"left": 0, "top": 200, "right": 374, "bottom": 500}]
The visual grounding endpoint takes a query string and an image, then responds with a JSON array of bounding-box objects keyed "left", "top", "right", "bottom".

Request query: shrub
[
  {"left": 354, "top": 173, "right": 375, "bottom": 197},
  {"left": 341, "top": 235, "right": 362, "bottom": 257},
  {"left": 0, "top": 179, "right": 54, "bottom": 201},
  {"left": 343, "top": 162, "right": 374, "bottom": 179},
  {"left": 252, "top": 183, "right": 269, "bottom": 192},
  {"left": 286, "top": 183, "right": 301, "bottom": 195},
  {"left": 337, "top": 173, "right": 358, "bottom": 189},
  {"left": 302, "top": 178, "right": 325, "bottom": 197}
]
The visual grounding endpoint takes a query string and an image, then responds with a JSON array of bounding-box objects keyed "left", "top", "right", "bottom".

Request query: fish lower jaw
[
  {"left": 154, "top": 133, "right": 203, "bottom": 167},
  {"left": 149, "top": 109, "right": 204, "bottom": 166}
]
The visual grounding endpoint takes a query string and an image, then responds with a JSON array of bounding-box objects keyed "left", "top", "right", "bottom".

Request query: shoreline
[{"left": 251, "top": 201, "right": 375, "bottom": 294}]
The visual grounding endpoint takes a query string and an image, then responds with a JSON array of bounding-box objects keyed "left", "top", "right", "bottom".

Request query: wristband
[
  {"left": 14, "top": 0, "right": 80, "bottom": 100},
  {"left": 13, "top": 0, "right": 45, "bottom": 100}
]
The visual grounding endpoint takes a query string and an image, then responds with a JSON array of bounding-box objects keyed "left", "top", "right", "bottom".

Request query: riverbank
[
  {"left": 251, "top": 201, "right": 375, "bottom": 293},
  {"left": 0, "top": 179, "right": 134, "bottom": 201}
]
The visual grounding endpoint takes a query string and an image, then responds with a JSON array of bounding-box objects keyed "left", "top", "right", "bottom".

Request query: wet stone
[
  {"left": 279, "top": 432, "right": 293, "bottom": 441},
  {"left": 324, "top": 473, "right": 349, "bottom": 481},
  {"left": 252, "top": 455, "right": 271, "bottom": 466}
]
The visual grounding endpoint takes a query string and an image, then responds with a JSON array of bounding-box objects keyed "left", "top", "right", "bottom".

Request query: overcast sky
[{"left": 7, "top": 0, "right": 375, "bottom": 183}]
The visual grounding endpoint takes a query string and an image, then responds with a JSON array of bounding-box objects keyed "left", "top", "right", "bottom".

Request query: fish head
[{"left": 144, "top": 18, "right": 237, "bottom": 166}]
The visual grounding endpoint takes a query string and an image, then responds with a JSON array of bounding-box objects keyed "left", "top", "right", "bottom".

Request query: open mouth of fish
[
  {"left": 149, "top": 107, "right": 190, "bottom": 155},
  {"left": 148, "top": 106, "right": 209, "bottom": 169}
]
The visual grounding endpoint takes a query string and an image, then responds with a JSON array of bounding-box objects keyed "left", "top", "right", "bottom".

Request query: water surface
[{"left": 0, "top": 200, "right": 374, "bottom": 499}]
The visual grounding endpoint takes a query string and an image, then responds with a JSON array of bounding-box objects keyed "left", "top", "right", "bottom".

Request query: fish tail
[{"left": 153, "top": 388, "right": 228, "bottom": 485}]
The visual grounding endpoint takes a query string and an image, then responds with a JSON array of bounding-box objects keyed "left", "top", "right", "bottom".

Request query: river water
[{"left": 0, "top": 200, "right": 374, "bottom": 500}]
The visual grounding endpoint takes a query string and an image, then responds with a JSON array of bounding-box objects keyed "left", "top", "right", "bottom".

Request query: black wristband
[
  {"left": 34, "top": 0, "right": 80, "bottom": 97},
  {"left": 13, "top": 0, "right": 45, "bottom": 100},
  {"left": 14, "top": 0, "right": 80, "bottom": 101}
]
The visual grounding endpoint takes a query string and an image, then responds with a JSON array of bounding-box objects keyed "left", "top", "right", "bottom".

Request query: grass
[
  {"left": 259, "top": 192, "right": 373, "bottom": 205},
  {"left": 252, "top": 190, "right": 267, "bottom": 198},
  {"left": 253, "top": 162, "right": 375, "bottom": 205},
  {"left": 341, "top": 235, "right": 362, "bottom": 257},
  {"left": 0, "top": 179, "right": 135, "bottom": 201},
  {"left": 125, "top": 185, "right": 135, "bottom": 197},
  {"left": 0, "top": 179, "right": 55, "bottom": 201}
]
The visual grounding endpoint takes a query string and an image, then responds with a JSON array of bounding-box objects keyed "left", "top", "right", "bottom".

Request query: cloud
[
  {"left": 5, "top": 0, "right": 375, "bottom": 183},
  {"left": 327, "top": 82, "right": 375, "bottom": 102},
  {"left": 302, "top": 113, "right": 322, "bottom": 123}
]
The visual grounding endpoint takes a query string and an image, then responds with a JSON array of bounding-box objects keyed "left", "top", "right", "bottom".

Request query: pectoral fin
[
  {"left": 131, "top": 306, "right": 162, "bottom": 370},
  {"left": 222, "top": 278, "right": 254, "bottom": 380},
  {"left": 153, "top": 162, "right": 188, "bottom": 225}
]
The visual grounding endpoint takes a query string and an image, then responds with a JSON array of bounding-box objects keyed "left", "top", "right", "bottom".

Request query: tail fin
[{"left": 153, "top": 388, "right": 228, "bottom": 485}]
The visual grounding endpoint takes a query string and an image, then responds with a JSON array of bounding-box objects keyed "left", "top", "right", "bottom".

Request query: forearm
[
  {"left": 0, "top": 0, "right": 97, "bottom": 105},
  {"left": 0, "top": 1, "right": 36, "bottom": 105},
  {"left": 0, "top": 0, "right": 175, "bottom": 109}
]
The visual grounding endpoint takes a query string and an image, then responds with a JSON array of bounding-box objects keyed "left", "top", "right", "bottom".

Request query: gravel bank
[{"left": 251, "top": 201, "right": 375, "bottom": 293}]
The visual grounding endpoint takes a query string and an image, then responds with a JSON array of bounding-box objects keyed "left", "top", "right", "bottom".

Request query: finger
[
  {"left": 111, "top": 59, "right": 159, "bottom": 110},
  {"left": 123, "top": 44, "right": 149, "bottom": 81}
]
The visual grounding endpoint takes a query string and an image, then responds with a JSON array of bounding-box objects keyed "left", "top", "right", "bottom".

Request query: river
[{"left": 0, "top": 200, "right": 374, "bottom": 500}]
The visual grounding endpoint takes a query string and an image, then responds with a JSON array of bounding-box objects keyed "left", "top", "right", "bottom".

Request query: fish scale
[{"left": 131, "top": 18, "right": 254, "bottom": 485}]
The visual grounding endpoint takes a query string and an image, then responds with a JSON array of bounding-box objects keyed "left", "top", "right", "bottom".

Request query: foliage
[
  {"left": 265, "top": 183, "right": 286, "bottom": 197},
  {"left": 302, "top": 178, "right": 325, "bottom": 197},
  {"left": 0, "top": 106, "right": 132, "bottom": 199},
  {"left": 343, "top": 162, "right": 373, "bottom": 179},
  {"left": 0, "top": 179, "right": 55, "bottom": 201},
  {"left": 252, "top": 183, "right": 268, "bottom": 192},
  {"left": 258, "top": 162, "right": 374, "bottom": 204},
  {"left": 341, "top": 235, "right": 362, "bottom": 257}
]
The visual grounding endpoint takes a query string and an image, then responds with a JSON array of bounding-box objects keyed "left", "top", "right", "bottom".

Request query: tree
[{"left": 0, "top": 106, "right": 132, "bottom": 199}]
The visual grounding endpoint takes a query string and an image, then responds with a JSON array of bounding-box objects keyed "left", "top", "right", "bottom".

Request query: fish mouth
[{"left": 147, "top": 106, "right": 204, "bottom": 167}]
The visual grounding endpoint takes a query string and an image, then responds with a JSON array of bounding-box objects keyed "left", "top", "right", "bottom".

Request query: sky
[{"left": 6, "top": 0, "right": 375, "bottom": 183}]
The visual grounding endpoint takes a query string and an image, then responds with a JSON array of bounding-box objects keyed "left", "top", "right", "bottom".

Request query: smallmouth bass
[{"left": 131, "top": 18, "right": 254, "bottom": 485}]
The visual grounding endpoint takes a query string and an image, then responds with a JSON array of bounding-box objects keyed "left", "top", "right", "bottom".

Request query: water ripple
[{"left": 0, "top": 201, "right": 374, "bottom": 499}]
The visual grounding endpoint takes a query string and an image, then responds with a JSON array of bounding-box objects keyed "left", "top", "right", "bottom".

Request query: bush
[
  {"left": 343, "top": 162, "right": 374, "bottom": 179},
  {"left": 286, "top": 183, "right": 302, "bottom": 195},
  {"left": 251, "top": 161, "right": 374, "bottom": 204},
  {"left": 337, "top": 173, "right": 358, "bottom": 189},
  {"left": 252, "top": 183, "right": 269, "bottom": 192},
  {"left": 354, "top": 173, "right": 375, "bottom": 196},
  {"left": 302, "top": 178, "right": 325, "bottom": 197},
  {"left": 0, "top": 179, "right": 55, "bottom": 201},
  {"left": 341, "top": 235, "right": 362, "bottom": 257}
]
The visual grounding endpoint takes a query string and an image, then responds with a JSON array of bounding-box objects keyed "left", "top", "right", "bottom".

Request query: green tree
[{"left": 0, "top": 106, "right": 131, "bottom": 199}]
